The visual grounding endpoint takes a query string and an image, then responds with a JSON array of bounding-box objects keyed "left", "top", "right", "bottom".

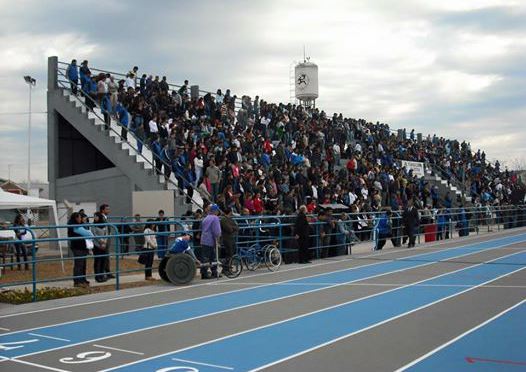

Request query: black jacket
[
  {"left": 294, "top": 212, "right": 310, "bottom": 240},
  {"left": 402, "top": 207, "right": 420, "bottom": 229}
]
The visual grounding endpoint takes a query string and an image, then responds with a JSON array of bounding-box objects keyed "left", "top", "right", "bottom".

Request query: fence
[{"left": 1, "top": 205, "right": 525, "bottom": 302}]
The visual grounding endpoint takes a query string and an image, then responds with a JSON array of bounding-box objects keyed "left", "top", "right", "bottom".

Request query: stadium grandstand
[{"left": 48, "top": 57, "right": 525, "bottom": 219}]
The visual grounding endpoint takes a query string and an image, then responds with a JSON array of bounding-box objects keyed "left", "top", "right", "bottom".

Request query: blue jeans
[{"left": 156, "top": 235, "right": 168, "bottom": 259}]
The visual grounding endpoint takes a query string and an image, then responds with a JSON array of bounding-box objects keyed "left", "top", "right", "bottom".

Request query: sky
[{"left": 0, "top": 0, "right": 525, "bottom": 184}]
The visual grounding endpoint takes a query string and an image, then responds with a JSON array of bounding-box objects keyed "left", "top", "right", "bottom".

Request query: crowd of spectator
[{"left": 65, "top": 59, "right": 525, "bottom": 221}]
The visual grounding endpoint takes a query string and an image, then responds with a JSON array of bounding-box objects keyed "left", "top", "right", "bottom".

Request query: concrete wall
[
  {"left": 132, "top": 190, "right": 176, "bottom": 217},
  {"left": 55, "top": 167, "right": 134, "bottom": 217}
]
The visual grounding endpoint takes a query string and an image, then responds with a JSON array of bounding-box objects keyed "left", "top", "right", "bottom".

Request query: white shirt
[
  {"left": 355, "top": 143, "right": 362, "bottom": 153},
  {"left": 125, "top": 77, "right": 135, "bottom": 89},
  {"left": 312, "top": 185, "right": 318, "bottom": 200},
  {"left": 144, "top": 228, "right": 157, "bottom": 249},
  {"left": 149, "top": 120, "right": 159, "bottom": 133},
  {"left": 194, "top": 157, "right": 203, "bottom": 169},
  {"left": 261, "top": 117, "right": 271, "bottom": 127}
]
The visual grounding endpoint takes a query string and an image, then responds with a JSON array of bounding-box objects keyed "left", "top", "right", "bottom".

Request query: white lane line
[
  {"left": 0, "top": 356, "right": 9, "bottom": 362},
  {"left": 10, "top": 358, "right": 71, "bottom": 372},
  {"left": 28, "top": 333, "right": 71, "bottom": 342},
  {"left": 13, "top": 241, "right": 508, "bottom": 360},
  {"left": 211, "top": 282, "right": 526, "bottom": 289},
  {"left": 395, "top": 298, "right": 526, "bottom": 371},
  {"left": 2, "top": 229, "right": 521, "bottom": 319},
  {"left": 0, "top": 327, "right": 10, "bottom": 331},
  {"left": 102, "top": 251, "right": 526, "bottom": 372},
  {"left": 93, "top": 344, "right": 145, "bottom": 355},
  {"left": 2, "top": 240, "right": 490, "bottom": 338},
  {"left": 171, "top": 357, "right": 234, "bottom": 370}
]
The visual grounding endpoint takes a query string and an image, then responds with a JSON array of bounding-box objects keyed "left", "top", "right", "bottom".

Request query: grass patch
[
  {"left": 0, "top": 280, "right": 162, "bottom": 304},
  {"left": 0, "top": 287, "right": 89, "bottom": 304},
  {"left": 0, "top": 256, "right": 146, "bottom": 285}
]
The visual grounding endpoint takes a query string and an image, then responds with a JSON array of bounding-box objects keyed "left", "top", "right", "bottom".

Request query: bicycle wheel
[
  {"left": 225, "top": 255, "right": 242, "bottom": 278},
  {"left": 265, "top": 245, "right": 282, "bottom": 271},
  {"left": 245, "top": 248, "right": 260, "bottom": 271}
]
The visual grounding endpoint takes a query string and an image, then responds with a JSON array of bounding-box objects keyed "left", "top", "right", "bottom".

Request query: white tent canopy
[
  {"left": 0, "top": 188, "right": 57, "bottom": 209},
  {"left": 0, "top": 189, "right": 65, "bottom": 271}
]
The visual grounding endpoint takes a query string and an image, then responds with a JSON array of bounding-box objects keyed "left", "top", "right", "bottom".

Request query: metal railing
[
  {"left": 1, "top": 205, "right": 525, "bottom": 302},
  {"left": 57, "top": 61, "right": 243, "bottom": 111}
]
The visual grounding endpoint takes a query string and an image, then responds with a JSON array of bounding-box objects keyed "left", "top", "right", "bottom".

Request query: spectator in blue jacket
[
  {"left": 436, "top": 208, "right": 448, "bottom": 240},
  {"left": 169, "top": 234, "right": 199, "bottom": 262},
  {"left": 101, "top": 94, "right": 112, "bottom": 130},
  {"left": 160, "top": 144, "right": 172, "bottom": 179},
  {"left": 374, "top": 208, "right": 392, "bottom": 250},
  {"left": 151, "top": 135, "right": 163, "bottom": 175},
  {"left": 115, "top": 102, "right": 129, "bottom": 140},
  {"left": 183, "top": 164, "right": 196, "bottom": 204},
  {"left": 66, "top": 59, "right": 79, "bottom": 94},
  {"left": 457, "top": 206, "right": 470, "bottom": 237}
]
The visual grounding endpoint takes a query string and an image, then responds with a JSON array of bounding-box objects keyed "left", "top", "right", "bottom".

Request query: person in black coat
[
  {"left": 294, "top": 205, "right": 311, "bottom": 263},
  {"left": 402, "top": 199, "right": 420, "bottom": 248},
  {"left": 67, "top": 212, "right": 94, "bottom": 287}
]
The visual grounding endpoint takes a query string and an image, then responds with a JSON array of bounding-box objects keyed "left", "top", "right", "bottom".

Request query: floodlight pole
[{"left": 24, "top": 76, "right": 36, "bottom": 197}]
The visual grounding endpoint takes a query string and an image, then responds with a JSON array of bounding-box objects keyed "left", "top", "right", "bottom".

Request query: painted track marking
[
  {"left": 28, "top": 333, "right": 70, "bottom": 342},
  {"left": 10, "top": 358, "right": 71, "bottom": 372},
  {"left": 93, "top": 344, "right": 145, "bottom": 355},
  {"left": 171, "top": 357, "right": 234, "bottom": 370}
]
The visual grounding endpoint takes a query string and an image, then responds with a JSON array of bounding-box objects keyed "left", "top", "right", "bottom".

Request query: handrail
[
  {"left": 426, "top": 161, "right": 465, "bottom": 192},
  {"left": 56, "top": 67, "right": 206, "bottom": 212}
]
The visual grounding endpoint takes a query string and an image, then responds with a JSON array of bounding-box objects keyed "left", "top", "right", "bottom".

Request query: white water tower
[{"left": 295, "top": 58, "right": 318, "bottom": 107}]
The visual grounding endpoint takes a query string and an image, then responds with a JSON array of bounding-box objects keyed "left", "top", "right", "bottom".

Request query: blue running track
[
  {"left": 106, "top": 251, "right": 526, "bottom": 372},
  {"left": 1, "top": 234, "right": 524, "bottom": 362}
]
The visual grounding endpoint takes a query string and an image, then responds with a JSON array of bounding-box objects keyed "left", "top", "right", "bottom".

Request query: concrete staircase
[
  {"left": 50, "top": 86, "right": 204, "bottom": 215},
  {"left": 424, "top": 164, "right": 472, "bottom": 206}
]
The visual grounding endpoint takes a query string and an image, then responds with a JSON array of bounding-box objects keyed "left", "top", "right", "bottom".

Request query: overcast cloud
[{"left": 0, "top": 0, "right": 525, "bottom": 183}]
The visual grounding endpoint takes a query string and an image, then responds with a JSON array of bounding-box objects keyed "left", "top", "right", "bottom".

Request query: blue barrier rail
[{"left": 1, "top": 205, "right": 525, "bottom": 302}]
